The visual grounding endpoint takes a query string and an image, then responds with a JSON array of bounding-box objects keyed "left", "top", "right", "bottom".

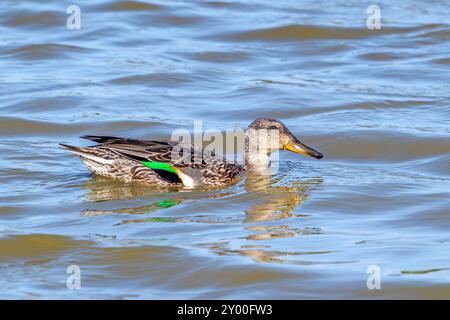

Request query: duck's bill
[{"left": 284, "top": 141, "right": 323, "bottom": 159}]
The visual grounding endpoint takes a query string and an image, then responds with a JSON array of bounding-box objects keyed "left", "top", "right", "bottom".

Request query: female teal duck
[{"left": 60, "top": 118, "right": 323, "bottom": 187}]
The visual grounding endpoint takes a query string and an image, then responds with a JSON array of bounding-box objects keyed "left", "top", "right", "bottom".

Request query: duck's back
[{"left": 60, "top": 136, "right": 243, "bottom": 187}]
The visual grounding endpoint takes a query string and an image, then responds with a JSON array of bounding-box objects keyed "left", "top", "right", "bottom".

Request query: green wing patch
[{"left": 140, "top": 161, "right": 177, "bottom": 174}]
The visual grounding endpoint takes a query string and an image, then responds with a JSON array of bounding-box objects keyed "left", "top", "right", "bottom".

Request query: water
[{"left": 1, "top": 0, "right": 450, "bottom": 299}]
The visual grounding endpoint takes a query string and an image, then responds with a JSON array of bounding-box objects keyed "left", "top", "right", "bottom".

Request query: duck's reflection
[
  {"left": 204, "top": 242, "right": 334, "bottom": 265},
  {"left": 82, "top": 173, "right": 321, "bottom": 225},
  {"left": 241, "top": 172, "right": 323, "bottom": 243},
  {"left": 81, "top": 177, "right": 182, "bottom": 225},
  {"left": 243, "top": 172, "right": 314, "bottom": 223},
  {"left": 82, "top": 199, "right": 181, "bottom": 217},
  {"left": 82, "top": 176, "right": 181, "bottom": 202},
  {"left": 81, "top": 171, "right": 326, "bottom": 265}
]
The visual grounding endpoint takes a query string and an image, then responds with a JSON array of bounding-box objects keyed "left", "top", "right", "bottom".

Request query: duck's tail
[{"left": 59, "top": 144, "right": 114, "bottom": 165}]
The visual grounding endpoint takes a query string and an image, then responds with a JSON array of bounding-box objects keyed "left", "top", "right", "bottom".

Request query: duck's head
[{"left": 246, "top": 118, "right": 323, "bottom": 159}]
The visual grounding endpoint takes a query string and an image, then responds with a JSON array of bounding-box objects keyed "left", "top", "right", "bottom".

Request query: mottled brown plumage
[
  {"left": 60, "top": 119, "right": 323, "bottom": 188},
  {"left": 60, "top": 136, "right": 243, "bottom": 187}
]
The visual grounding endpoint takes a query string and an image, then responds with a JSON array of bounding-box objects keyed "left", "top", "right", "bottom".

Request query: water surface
[{"left": 1, "top": 0, "right": 450, "bottom": 299}]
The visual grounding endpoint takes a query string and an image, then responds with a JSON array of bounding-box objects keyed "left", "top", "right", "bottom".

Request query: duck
[{"left": 60, "top": 118, "right": 323, "bottom": 188}]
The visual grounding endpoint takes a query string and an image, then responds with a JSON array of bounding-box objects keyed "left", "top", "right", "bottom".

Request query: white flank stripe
[
  {"left": 76, "top": 152, "right": 114, "bottom": 165},
  {"left": 177, "top": 171, "right": 195, "bottom": 187}
]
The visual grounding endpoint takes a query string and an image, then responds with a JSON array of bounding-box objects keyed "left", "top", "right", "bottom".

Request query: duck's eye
[{"left": 269, "top": 125, "right": 278, "bottom": 130}]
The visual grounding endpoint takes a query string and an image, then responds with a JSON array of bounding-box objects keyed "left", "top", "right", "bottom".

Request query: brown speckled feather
[{"left": 60, "top": 135, "right": 243, "bottom": 187}]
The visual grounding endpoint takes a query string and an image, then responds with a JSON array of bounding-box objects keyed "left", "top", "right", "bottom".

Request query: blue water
[{"left": 1, "top": 0, "right": 450, "bottom": 299}]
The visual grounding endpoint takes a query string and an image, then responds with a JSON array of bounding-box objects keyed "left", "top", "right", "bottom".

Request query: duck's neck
[{"left": 244, "top": 130, "right": 271, "bottom": 172}]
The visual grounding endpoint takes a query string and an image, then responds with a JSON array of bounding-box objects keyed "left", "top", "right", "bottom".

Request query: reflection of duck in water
[
  {"left": 81, "top": 166, "right": 322, "bottom": 227},
  {"left": 206, "top": 174, "right": 327, "bottom": 265},
  {"left": 203, "top": 173, "right": 326, "bottom": 264},
  {"left": 82, "top": 198, "right": 180, "bottom": 217},
  {"left": 243, "top": 172, "right": 314, "bottom": 223},
  {"left": 81, "top": 177, "right": 182, "bottom": 223},
  {"left": 80, "top": 159, "right": 325, "bottom": 265},
  {"left": 60, "top": 118, "right": 323, "bottom": 188},
  {"left": 82, "top": 176, "right": 177, "bottom": 202},
  {"left": 243, "top": 172, "right": 323, "bottom": 240}
]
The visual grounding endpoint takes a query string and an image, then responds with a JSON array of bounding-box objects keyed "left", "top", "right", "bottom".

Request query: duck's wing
[
  {"left": 81, "top": 135, "right": 203, "bottom": 166},
  {"left": 76, "top": 135, "right": 243, "bottom": 186}
]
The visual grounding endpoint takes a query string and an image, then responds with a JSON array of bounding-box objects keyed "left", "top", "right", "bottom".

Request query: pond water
[{"left": 1, "top": 0, "right": 450, "bottom": 299}]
